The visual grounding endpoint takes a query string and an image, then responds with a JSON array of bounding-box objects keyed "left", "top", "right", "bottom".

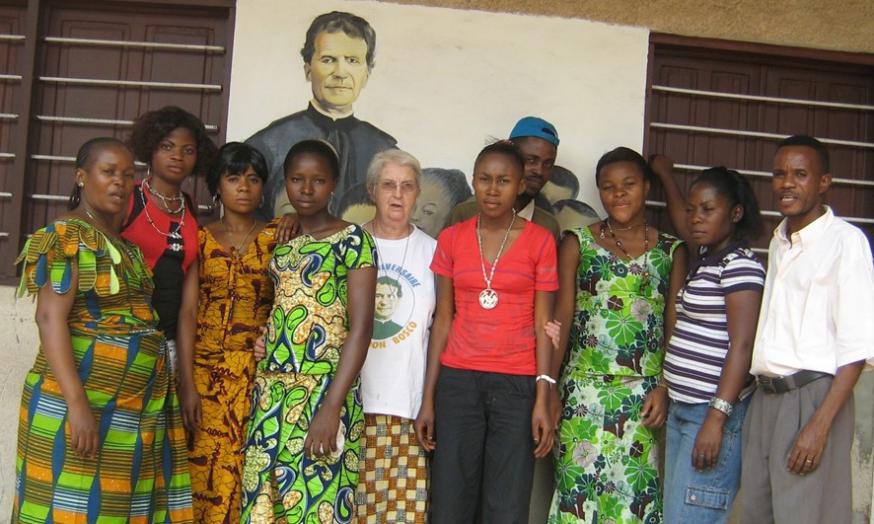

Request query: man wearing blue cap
[{"left": 447, "top": 116, "right": 562, "bottom": 238}]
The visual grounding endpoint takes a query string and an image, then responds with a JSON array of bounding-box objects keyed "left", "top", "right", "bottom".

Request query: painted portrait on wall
[
  {"left": 245, "top": 11, "right": 396, "bottom": 218},
  {"left": 227, "top": 0, "right": 651, "bottom": 233},
  {"left": 413, "top": 168, "right": 471, "bottom": 238}
]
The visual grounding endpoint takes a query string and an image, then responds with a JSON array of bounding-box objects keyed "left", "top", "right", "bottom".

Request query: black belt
[{"left": 756, "top": 370, "right": 831, "bottom": 394}]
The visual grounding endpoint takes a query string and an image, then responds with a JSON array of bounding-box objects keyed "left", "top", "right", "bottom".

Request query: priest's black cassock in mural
[{"left": 246, "top": 11, "right": 396, "bottom": 218}]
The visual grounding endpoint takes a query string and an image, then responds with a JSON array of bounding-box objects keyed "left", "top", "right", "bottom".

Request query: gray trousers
[{"left": 741, "top": 376, "right": 853, "bottom": 524}]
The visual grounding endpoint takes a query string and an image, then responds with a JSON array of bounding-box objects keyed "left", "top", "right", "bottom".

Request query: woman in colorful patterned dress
[
  {"left": 548, "top": 147, "right": 686, "bottom": 523},
  {"left": 13, "top": 138, "right": 192, "bottom": 522},
  {"left": 240, "top": 139, "right": 377, "bottom": 523},
  {"left": 186, "top": 142, "right": 278, "bottom": 522}
]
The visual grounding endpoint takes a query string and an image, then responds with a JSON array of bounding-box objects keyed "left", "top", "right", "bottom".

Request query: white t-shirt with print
[{"left": 360, "top": 225, "right": 437, "bottom": 420}]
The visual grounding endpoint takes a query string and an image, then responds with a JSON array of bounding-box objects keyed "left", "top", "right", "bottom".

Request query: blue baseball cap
[{"left": 509, "top": 116, "right": 559, "bottom": 146}]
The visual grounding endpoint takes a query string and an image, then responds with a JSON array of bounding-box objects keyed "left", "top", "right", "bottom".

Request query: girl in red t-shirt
[{"left": 415, "top": 140, "right": 558, "bottom": 523}]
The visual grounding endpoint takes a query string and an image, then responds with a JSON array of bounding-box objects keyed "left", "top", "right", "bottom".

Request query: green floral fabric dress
[
  {"left": 549, "top": 226, "right": 681, "bottom": 524},
  {"left": 240, "top": 225, "right": 376, "bottom": 524}
]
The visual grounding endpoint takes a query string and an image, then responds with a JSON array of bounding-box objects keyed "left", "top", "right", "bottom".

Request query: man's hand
[{"left": 787, "top": 417, "right": 830, "bottom": 475}]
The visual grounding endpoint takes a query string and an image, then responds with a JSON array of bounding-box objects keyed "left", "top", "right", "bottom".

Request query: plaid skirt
[{"left": 355, "top": 414, "right": 429, "bottom": 523}]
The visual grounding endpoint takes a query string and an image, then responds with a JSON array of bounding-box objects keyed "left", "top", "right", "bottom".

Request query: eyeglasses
[{"left": 378, "top": 180, "right": 418, "bottom": 194}]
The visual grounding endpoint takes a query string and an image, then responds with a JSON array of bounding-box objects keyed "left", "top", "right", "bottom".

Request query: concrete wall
[
  {"left": 852, "top": 378, "right": 874, "bottom": 524},
  {"left": 0, "top": 287, "right": 39, "bottom": 515},
  {"left": 390, "top": 0, "right": 874, "bottom": 54}
]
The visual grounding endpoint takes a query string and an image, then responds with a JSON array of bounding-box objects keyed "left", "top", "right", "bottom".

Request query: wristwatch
[{"left": 708, "top": 396, "right": 733, "bottom": 416}]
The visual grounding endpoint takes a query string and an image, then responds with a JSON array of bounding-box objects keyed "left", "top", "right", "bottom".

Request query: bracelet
[
  {"left": 708, "top": 396, "right": 734, "bottom": 416},
  {"left": 535, "top": 374, "right": 557, "bottom": 385}
]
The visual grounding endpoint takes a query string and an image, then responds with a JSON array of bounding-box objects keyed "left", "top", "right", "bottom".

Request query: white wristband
[{"left": 536, "top": 374, "right": 557, "bottom": 385}]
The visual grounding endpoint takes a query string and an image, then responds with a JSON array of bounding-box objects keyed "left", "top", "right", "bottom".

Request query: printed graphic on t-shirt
[{"left": 371, "top": 262, "right": 421, "bottom": 345}]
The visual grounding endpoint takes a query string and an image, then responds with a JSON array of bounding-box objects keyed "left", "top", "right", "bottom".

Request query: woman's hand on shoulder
[
  {"left": 253, "top": 326, "right": 267, "bottom": 360},
  {"left": 276, "top": 213, "right": 300, "bottom": 244}
]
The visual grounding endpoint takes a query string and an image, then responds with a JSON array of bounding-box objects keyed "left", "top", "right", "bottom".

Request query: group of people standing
[{"left": 10, "top": 103, "right": 874, "bottom": 524}]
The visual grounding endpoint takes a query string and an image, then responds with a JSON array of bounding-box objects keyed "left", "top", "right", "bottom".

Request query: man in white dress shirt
[{"left": 741, "top": 135, "right": 874, "bottom": 523}]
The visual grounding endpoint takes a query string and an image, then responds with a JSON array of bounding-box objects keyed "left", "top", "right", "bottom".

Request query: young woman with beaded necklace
[
  {"left": 122, "top": 106, "right": 216, "bottom": 430},
  {"left": 547, "top": 147, "right": 687, "bottom": 523},
  {"left": 415, "top": 140, "right": 556, "bottom": 523}
]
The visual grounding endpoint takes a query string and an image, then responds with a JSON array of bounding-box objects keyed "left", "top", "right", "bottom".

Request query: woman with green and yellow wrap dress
[{"left": 240, "top": 139, "right": 377, "bottom": 524}]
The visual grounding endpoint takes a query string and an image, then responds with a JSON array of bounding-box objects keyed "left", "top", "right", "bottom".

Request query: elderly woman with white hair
[{"left": 354, "top": 149, "right": 437, "bottom": 523}]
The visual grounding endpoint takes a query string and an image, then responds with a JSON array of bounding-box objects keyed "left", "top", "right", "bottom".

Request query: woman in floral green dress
[
  {"left": 548, "top": 147, "right": 686, "bottom": 523},
  {"left": 239, "top": 140, "right": 377, "bottom": 524}
]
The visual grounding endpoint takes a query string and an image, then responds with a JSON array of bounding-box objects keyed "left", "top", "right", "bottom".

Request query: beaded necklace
[
  {"left": 601, "top": 218, "right": 652, "bottom": 293},
  {"left": 139, "top": 183, "right": 185, "bottom": 252}
]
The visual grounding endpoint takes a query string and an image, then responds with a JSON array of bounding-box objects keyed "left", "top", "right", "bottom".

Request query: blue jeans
[{"left": 664, "top": 396, "right": 750, "bottom": 524}]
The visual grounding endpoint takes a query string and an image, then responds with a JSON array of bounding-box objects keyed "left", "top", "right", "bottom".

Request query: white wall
[
  {"left": 0, "top": 288, "right": 40, "bottom": 514},
  {"left": 226, "top": 0, "right": 651, "bottom": 213}
]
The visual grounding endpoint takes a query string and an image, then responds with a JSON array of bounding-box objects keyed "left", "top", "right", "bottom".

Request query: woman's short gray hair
[{"left": 365, "top": 149, "right": 422, "bottom": 190}]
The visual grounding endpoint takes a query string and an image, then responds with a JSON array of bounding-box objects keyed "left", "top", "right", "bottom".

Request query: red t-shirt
[{"left": 430, "top": 217, "right": 558, "bottom": 375}]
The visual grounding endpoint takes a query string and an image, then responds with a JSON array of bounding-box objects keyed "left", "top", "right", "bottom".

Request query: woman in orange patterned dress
[{"left": 185, "top": 142, "right": 283, "bottom": 523}]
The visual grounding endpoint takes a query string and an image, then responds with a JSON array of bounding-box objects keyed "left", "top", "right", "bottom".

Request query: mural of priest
[{"left": 246, "top": 11, "right": 397, "bottom": 218}]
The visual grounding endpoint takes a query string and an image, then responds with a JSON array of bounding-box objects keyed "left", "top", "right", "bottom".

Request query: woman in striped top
[{"left": 662, "top": 166, "right": 765, "bottom": 523}]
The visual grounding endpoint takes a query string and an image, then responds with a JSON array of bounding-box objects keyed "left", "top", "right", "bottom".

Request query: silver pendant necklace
[{"left": 476, "top": 210, "right": 516, "bottom": 310}]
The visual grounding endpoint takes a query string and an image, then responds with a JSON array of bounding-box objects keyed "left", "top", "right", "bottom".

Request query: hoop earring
[{"left": 68, "top": 184, "right": 82, "bottom": 210}]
